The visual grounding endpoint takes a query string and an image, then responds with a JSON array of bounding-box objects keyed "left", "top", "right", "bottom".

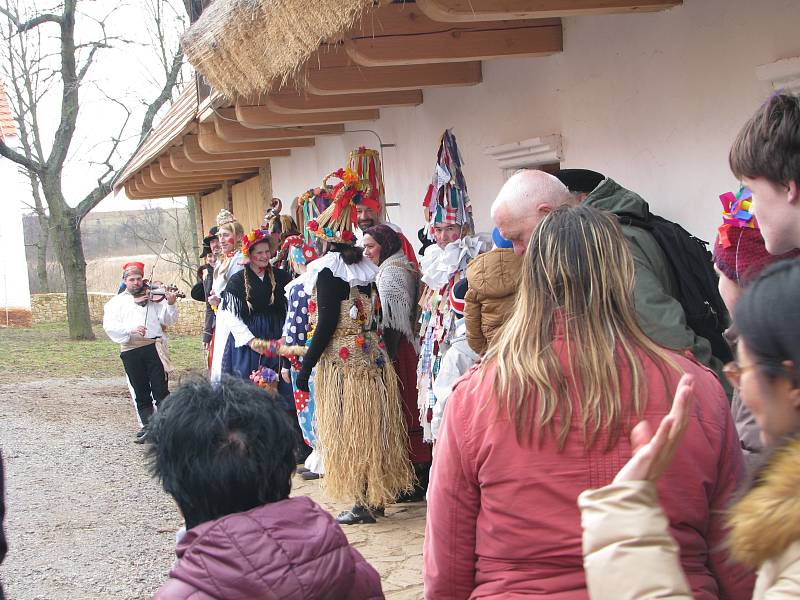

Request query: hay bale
[{"left": 182, "top": 0, "right": 373, "bottom": 99}]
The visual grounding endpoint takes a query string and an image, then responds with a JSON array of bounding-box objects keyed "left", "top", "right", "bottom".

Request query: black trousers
[{"left": 120, "top": 343, "right": 169, "bottom": 426}]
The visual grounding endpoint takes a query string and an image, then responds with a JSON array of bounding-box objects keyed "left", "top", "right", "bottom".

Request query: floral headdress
[
  {"left": 216, "top": 208, "right": 236, "bottom": 227},
  {"left": 307, "top": 168, "right": 372, "bottom": 245},
  {"left": 241, "top": 228, "right": 271, "bottom": 261}
]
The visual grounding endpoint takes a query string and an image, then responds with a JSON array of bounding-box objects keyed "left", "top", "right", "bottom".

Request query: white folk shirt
[{"left": 103, "top": 291, "right": 178, "bottom": 352}]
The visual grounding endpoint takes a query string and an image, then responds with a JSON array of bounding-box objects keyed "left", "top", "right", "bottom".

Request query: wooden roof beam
[
  {"left": 246, "top": 89, "right": 423, "bottom": 114},
  {"left": 183, "top": 135, "right": 291, "bottom": 162},
  {"left": 126, "top": 181, "right": 205, "bottom": 200},
  {"left": 344, "top": 5, "right": 561, "bottom": 66},
  {"left": 305, "top": 60, "right": 482, "bottom": 95},
  {"left": 133, "top": 172, "right": 217, "bottom": 196},
  {"left": 157, "top": 157, "right": 257, "bottom": 180},
  {"left": 234, "top": 104, "right": 380, "bottom": 127},
  {"left": 150, "top": 162, "right": 253, "bottom": 186},
  {"left": 198, "top": 123, "right": 315, "bottom": 153},
  {"left": 213, "top": 116, "right": 345, "bottom": 142},
  {"left": 415, "top": 0, "right": 682, "bottom": 21},
  {"left": 168, "top": 148, "right": 269, "bottom": 173}
]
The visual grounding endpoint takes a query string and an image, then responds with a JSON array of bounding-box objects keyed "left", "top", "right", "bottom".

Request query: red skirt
[{"left": 394, "top": 337, "right": 432, "bottom": 464}]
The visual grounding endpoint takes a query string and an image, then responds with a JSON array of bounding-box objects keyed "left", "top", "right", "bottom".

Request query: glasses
[{"left": 723, "top": 361, "right": 760, "bottom": 388}]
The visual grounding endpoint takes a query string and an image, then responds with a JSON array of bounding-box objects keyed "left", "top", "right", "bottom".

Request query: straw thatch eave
[{"left": 181, "top": 0, "right": 374, "bottom": 100}]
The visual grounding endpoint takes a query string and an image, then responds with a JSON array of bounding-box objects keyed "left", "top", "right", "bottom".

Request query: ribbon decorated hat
[
  {"left": 241, "top": 228, "right": 271, "bottom": 261},
  {"left": 280, "top": 234, "right": 319, "bottom": 270},
  {"left": 714, "top": 185, "right": 800, "bottom": 284},
  {"left": 422, "top": 129, "right": 473, "bottom": 239},
  {"left": 307, "top": 168, "right": 372, "bottom": 245},
  {"left": 295, "top": 186, "right": 333, "bottom": 245},
  {"left": 347, "top": 146, "right": 384, "bottom": 216}
]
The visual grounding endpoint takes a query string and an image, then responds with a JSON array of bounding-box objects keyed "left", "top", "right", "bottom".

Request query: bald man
[{"left": 491, "top": 170, "right": 720, "bottom": 372}]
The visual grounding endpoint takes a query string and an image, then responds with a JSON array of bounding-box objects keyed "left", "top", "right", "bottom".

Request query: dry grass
[{"left": 85, "top": 254, "right": 186, "bottom": 294}]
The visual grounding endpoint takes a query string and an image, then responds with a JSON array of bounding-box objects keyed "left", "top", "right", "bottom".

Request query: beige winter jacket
[
  {"left": 579, "top": 435, "right": 800, "bottom": 599},
  {"left": 464, "top": 248, "right": 522, "bottom": 355}
]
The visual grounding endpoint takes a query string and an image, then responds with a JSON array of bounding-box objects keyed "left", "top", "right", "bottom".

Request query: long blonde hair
[{"left": 482, "top": 204, "right": 680, "bottom": 450}]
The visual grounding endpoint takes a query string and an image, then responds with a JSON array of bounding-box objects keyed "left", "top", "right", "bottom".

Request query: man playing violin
[{"left": 102, "top": 261, "right": 179, "bottom": 443}]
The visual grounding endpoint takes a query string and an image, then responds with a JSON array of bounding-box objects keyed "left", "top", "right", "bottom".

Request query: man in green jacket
[{"left": 491, "top": 169, "right": 720, "bottom": 373}]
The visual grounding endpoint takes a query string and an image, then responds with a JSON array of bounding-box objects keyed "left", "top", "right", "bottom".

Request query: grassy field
[{"left": 0, "top": 322, "right": 205, "bottom": 383}]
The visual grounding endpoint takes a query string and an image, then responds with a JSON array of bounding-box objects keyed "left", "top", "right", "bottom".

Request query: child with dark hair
[
  {"left": 729, "top": 93, "right": 800, "bottom": 253},
  {"left": 148, "top": 376, "right": 383, "bottom": 599}
]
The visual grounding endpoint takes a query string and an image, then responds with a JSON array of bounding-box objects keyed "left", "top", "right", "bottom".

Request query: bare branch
[
  {"left": 0, "top": 139, "right": 43, "bottom": 173},
  {"left": 138, "top": 45, "right": 183, "bottom": 144},
  {"left": 0, "top": 6, "right": 62, "bottom": 32}
]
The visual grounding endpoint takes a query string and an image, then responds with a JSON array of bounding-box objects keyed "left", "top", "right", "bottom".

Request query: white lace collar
[{"left": 303, "top": 252, "right": 379, "bottom": 294}]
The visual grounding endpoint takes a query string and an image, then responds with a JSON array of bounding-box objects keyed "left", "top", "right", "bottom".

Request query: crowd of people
[{"left": 75, "top": 93, "right": 800, "bottom": 598}]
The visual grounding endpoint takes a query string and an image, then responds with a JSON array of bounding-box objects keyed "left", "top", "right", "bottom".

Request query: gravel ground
[{"left": 0, "top": 377, "right": 425, "bottom": 599}]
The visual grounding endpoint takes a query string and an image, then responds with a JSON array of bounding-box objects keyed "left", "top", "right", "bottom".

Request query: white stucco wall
[
  {"left": 270, "top": 0, "right": 800, "bottom": 244},
  {"left": 0, "top": 135, "right": 33, "bottom": 320}
]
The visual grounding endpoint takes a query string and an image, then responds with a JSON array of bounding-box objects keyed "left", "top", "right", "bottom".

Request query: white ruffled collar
[
  {"left": 420, "top": 234, "right": 489, "bottom": 289},
  {"left": 303, "top": 252, "right": 379, "bottom": 294}
]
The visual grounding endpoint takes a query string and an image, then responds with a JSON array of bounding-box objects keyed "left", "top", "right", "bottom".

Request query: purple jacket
[{"left": 153, "top": 496, "right": 384, "bottom": 600}]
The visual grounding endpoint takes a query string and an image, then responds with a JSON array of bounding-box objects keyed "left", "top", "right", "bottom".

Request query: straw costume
[
  {"left": 296, "top": 168, "right": 413, "bottom": 522},
  {"left": 417, "top": 129, "right": 487, "bottom": 442}
]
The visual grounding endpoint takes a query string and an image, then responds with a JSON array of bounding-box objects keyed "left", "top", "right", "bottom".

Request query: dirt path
[{"left": 0, "top": 378, "right": 425, "bottom": 599}]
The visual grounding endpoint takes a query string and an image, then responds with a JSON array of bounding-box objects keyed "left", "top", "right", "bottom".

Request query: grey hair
[{"left": 491, "top": 170, "right": 572, "bottom": 222}]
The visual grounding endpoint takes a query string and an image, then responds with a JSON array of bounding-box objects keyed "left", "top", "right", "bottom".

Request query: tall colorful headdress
[
  {"left": 295, "top": 186, "right": 333, "bottom": 245},
  {"left": 216, "top": 208, "right": 236, "bottom": 227},
  {"left": 280, "top": 235, "right": 319, "bottom": 271},
  {"left": 422, "top": 129, "right": 473, "bottom": 239},
  {"left": 347, "top": 146, "right": 385, "bottom": 217},
  {"left": 307, "top": 168, "right": 372, "bottom": 245}
]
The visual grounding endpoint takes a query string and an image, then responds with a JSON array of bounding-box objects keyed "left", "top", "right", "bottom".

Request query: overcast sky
[{"left": 3, "top": 0, "right": 190, "bottom": 213}]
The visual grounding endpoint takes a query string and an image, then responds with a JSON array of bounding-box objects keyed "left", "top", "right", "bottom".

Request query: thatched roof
[{"left": 182, "top": 0, "right": 373, "bottom": 99}]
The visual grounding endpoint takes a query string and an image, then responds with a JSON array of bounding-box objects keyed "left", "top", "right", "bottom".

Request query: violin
[{"left": 132, "top": 279, "right": 186, "bottom": 306}]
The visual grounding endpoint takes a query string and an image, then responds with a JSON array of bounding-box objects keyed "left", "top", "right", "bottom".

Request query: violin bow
[{"left": 144, "top": 238, "right": 169, "bottom": 337}]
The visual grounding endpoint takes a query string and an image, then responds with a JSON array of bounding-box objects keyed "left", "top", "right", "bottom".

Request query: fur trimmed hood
[{"left": 727, "top": 435, "right": 800, "bottom": 567}]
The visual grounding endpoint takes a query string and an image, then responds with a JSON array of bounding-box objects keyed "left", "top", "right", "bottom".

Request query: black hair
[
  {"left": 147, "top": 375, "right": 295, "bottom": 529},
  {"left": 735, "top": 258, "right": 800, "bottom": 383},
  {"left": 330, "top": 242, "right": 364, "bottom": 265}
]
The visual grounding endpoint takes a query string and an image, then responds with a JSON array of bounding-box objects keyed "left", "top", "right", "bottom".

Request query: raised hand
[{"left": 614, "top": 374, "right": 695, "bottom": 484}]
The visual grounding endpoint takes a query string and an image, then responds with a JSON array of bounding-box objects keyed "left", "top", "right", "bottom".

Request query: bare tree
[
  {"left": 0, "top": 0, "right": 185, "bottom": 339},
  {"left": 121, "top": 201, "right": 200, "bottom": 290}
]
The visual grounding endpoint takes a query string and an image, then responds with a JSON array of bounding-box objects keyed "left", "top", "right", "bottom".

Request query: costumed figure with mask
[
  {"left": 295, "top": 168, "right": 413, "bottom": 525},
  {"left": 417, "top": 129, "right": 488, "bottom": 442},
  {"left": 208, "top": 209, "right": 245, "bottom": 381},
  {"left": 277, "top": 235, "right": 324, "bottom": 478}
]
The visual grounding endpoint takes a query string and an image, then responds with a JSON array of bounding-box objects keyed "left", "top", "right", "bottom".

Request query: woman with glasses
[
  {"left": 424, "top": 205, "right": 753, "bottom": 599},
  {"left": 581, "top": 258, "right": 800, "bottom": 599}
]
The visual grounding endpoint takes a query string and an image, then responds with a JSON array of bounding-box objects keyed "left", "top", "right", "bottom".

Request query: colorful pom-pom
[{"left": 338, "top": 347, "right": 350, "bottom": 360}]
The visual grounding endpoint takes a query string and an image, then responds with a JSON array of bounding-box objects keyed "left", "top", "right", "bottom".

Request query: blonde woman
[
  {"left": 208, "top": 209, "right": 245, "bottom": 382},
  {"left": 423, "top": 205, "right": 753, "bottom": 600}
]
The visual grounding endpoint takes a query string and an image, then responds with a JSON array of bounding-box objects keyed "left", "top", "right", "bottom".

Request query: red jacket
[
  {"left": 153, "top": 496, "right": 383, "bottom": 600},
  {"left": 424, "top": 346, "right": 754, "bottom": 600}
]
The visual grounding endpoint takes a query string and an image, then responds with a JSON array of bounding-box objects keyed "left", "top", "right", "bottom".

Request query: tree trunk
[
  {"left": 35, "top": 217, "right": 49, "bottom": 292},
  {"left": 49, "top": 204, "right": 95, "bottom": 340}
]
